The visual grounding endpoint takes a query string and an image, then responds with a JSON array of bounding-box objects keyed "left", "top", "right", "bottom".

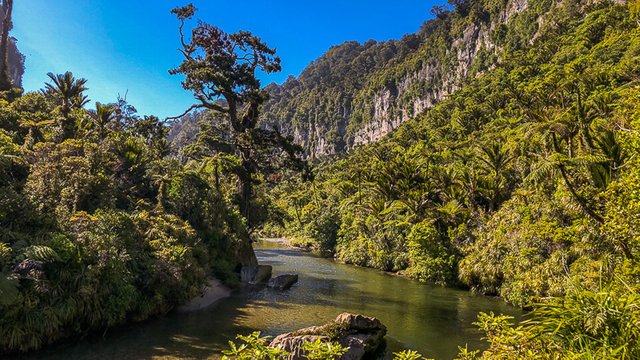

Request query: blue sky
[{"left": 13, "top": 1, "right": 436, "bottom": 119}]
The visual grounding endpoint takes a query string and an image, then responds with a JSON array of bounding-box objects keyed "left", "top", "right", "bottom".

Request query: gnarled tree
[{"left": 169, "top": 4, "right": 304, "bottom": 229}]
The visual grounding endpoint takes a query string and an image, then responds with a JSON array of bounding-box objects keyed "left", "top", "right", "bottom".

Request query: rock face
[
  {"left": 241, "top": 264, "right": 273, "bottom": 284},
  {"left": 258, "top": 0, "right": 548, "bottom": 159},
  {"left": 270, "top": 313, "right": 387, "bottom": 360},
  {"left": 268, "top": 274, "right": 299, "bottom": 290}
]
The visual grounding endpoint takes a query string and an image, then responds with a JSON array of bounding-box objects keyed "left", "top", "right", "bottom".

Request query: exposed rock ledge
[
  {"left": 268, "top": 274, "right": 299, "bottom": 290},
  {"left": 270, "top": 313, "right": 387, "bottom": 360},
  {"left": 241, "top": 264, "right": 273, "bottom": 284},
  {"left": 176, "top": 278, "right": 231, "bottom": 312}
]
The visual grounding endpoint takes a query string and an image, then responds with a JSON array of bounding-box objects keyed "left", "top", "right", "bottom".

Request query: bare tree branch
[{"left": 164, "top": 103, "right": 204, "bottom": 122}]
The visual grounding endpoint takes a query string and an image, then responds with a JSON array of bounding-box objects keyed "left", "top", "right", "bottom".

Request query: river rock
[
  {"left": 269, "top": 313, "right": 387, "bottom": 360},
  {"left": 268, "top": 274, "right": 299, "bottom": 290},
  {"left": 241, "top": 264, "right": 273, "bottom": 284}
]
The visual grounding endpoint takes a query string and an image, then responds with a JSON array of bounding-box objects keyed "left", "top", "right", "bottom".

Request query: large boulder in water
[
  {"left": 241, "top": 265, "right": 273, "bottom": 284},
  {"left": 268, "top": 274, "right": 299, "bottom": 290},
  {"left": 270, "top": 313, "right": 387, "bottom": 360}
]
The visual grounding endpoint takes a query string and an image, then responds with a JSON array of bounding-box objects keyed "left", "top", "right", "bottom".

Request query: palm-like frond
[
  {"left": 525, "top": 160, "right": 558, "bottom": 184},
  {"left": 44, "top": 71, "right": 89, "bottom": 109},
  {"left": 22, "top": 245, "right": 61, "bottom": 263}
]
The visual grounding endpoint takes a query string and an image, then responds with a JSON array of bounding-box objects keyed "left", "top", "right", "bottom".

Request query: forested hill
[
  {"left": 267, "top": 2, "right": 640, "bottom": 355},
  {"left": 259, "top": 0, "right": 567, "bottom": 158},
  {"left": 270, "top": 0, "right": 639, "bottom": 306}
]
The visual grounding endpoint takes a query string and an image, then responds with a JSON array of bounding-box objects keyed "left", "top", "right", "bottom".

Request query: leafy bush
[
  {"left": 405, "top": 221, "right": 456, "bottom": 285},
  {"left": 466, "top": 281, "right": 640, "bottom": 359}
]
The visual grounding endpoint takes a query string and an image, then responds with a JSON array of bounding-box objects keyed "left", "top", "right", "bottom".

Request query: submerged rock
[
  {"left": 268, "top": 274, "right": 299, "bottom": 290},
  {"left": 241, "top": 264, "right": 273, "bottom": 284},
  {"left": 270, "top": 313, "right": 387, "bottom": 360}
]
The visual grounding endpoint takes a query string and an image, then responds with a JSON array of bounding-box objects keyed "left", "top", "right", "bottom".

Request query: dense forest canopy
[
  {"left": 0, "top": 70, "right": 263, "bottom": 351},
  {"left": 267, "top": 0, "right": 640, "bottom": 297}
]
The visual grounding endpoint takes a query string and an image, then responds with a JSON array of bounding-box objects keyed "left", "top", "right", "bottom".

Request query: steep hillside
[
  {"left": 268, "top": 0, "right": 640, "bottom": 310},
  {"left": 260, "top": 0, "right": 559, "bottom": 158},
  {"left": 6, "top": 37, "right": 24, "bottom": 88}
]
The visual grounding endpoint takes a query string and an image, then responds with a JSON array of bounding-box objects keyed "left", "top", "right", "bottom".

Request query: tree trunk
[
  {"left": 552, "top": 133, "right": 604, "bottom": 224},
  {"left": 237, "top": 162, "right": 253, "bottom": 227}
]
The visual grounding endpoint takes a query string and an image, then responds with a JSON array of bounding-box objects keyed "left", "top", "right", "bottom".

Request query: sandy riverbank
[{"left": 176, "top": 278, "right": 232, "bottom": 312}]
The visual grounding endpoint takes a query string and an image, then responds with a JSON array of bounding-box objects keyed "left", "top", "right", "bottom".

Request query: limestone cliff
[{"left": 260, "top": 0, "right": 572, "bottom": 158}]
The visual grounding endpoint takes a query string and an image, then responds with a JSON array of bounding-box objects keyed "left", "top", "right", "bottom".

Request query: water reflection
[{"left": 19, "top": 241, "right": 519, "bottom": 360}]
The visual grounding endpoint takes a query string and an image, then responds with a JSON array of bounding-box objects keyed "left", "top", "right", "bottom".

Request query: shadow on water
[{"left": 18, "top": 240, "right": 520, "bottom": 360}]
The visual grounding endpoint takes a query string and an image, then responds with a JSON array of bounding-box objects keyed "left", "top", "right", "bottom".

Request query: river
[{"left": 25, "top": 240, "right": 520, "bottom": 360}]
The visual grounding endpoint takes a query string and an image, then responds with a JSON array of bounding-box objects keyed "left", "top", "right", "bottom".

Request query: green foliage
[
  {"left": 465, "top": 281, "right": 640, "bottom": 359},
  {"left": 301, "top": 338, "right": 349, "bottom": 360},
  {"left": 0, "top": 59, "right": 262, "bottom": 353},
  {"left": 602, "top": 156, "right": 640, "bottom": 261},
  {"left": 221, "top": 332, "right": 289, "bottom": 360},
  {"left": 629, "top": 0, "right": 640, "bottom": 21},
  {"left": 393, "top": 349, "right": 433, "bottom": 360},
  {"left": 405, "top": 221, "right": 456, "bottom": 285}
]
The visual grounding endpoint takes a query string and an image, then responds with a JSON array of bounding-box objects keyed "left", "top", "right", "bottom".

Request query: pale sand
[{"left": 176, "top": 278, "right": 232, "bottom": 312}]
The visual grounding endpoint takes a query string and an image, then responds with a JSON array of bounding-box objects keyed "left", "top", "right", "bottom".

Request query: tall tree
[
  {"left": 169, "top": 4, "right": 304, "bottom": 228},
  {"left": 91, "top": 102, "right": 115, "bottom": 140},
  {"left": 43, "top": 71, "right": 88, "bottom": 140},
  {"left": 0, "top": 0, "right": 13, "bottom": 91}
]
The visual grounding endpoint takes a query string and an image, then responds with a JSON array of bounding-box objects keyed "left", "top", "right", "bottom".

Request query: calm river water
[{"left": 24, "top": 240, "right": 519, "bottom": 359}]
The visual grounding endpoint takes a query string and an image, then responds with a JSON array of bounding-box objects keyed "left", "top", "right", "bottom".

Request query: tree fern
[{"left": 21, "top": 245, "right": 61, "bottom": 263}]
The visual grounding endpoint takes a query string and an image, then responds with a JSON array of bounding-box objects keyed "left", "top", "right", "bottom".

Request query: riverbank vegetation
[{"left": 0, "top": 73, "right": 255, "bottom": 352}]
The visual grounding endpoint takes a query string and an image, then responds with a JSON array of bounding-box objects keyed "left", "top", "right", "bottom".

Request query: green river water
[{"left": 25, "top": 240, "right": 520, "bottom": 360}]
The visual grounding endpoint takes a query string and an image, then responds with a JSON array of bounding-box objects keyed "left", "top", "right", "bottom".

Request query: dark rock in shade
[
  {"left": 253, "top": 265, "right": 273, "bottom": 284},
  {"left": 236, "top": 238, "right": 258, "bottom": 267},
  {"left": 241, "top": 265, "right": 273, "bottom": 284},
  {"left": 240, "top": 266, "right": 255, "bottom": 282},
  {"left": 268, "top": 274, "right": 299, "bottom": 290},
  {"left": 270, "top": 313, "right": 387, "bottom": 360}
]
